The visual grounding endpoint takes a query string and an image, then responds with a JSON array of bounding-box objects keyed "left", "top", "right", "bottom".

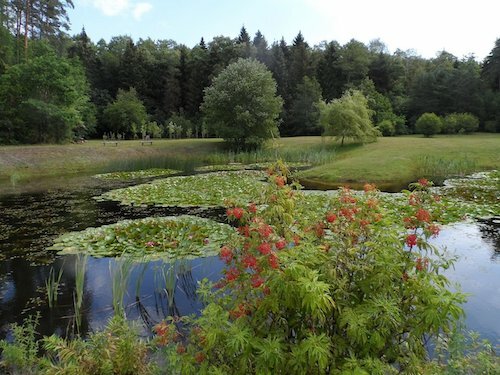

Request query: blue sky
[{"left": 70, "top": 0, "right": 500, "bottom": 60}]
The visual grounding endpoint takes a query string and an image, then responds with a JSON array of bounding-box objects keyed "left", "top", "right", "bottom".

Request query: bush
[
  {"left": 443, "top": 113, "right": 479, "bottom": 134},
  {"left": 377, "top": 119, "right": 396, "bottom": 136},
  {"left": 415, "top": 113, "right": 442, "bottom": 137},
  {"left": 484, "top": 120, "right": 499, "bottom": 133},
  {"left": 158, "top": 164, "right": 466, "bottom": 374}
]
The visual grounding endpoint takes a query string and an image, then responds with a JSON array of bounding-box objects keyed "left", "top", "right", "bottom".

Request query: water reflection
[{"left": 431, "top": 219, "right": 500, "bottom": 343}]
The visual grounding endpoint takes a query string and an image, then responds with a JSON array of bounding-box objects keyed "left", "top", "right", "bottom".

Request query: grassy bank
[
  {"left": 0, "top": 134, "right": 499, "bottom": 190},
  {"left": 295, "top": 134, "right": 500, "bottom": 190}
]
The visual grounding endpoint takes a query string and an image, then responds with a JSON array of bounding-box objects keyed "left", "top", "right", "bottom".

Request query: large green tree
[
  {"left": 201, "top": 58, "right": 282, "bottom": 151},
  {"left": 319, "top": 90, "right": 378, "bottom": 146},
  {"left": 0, "top": 53, "right": 93, "bottom": 143},
  {"left": 287, "top": 76, "right": 322, "bottom": 136},
  {"left": 102, "top": 87, "right": 148, "bottom": 138}
]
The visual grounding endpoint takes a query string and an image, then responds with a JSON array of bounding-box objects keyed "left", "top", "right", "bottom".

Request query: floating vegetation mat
[
  {"left": 195, "top": 162, "right": 311, "bottom": 172},
  {"left": 438, "top": 170, "right": 500, "bottom": 219},
  {"left": 47, "top": 216, "right": 238, "bottom": 260},
  {"left": 94, "top": 168, "right": 180, "bottom": 180},
  {"left": 97, "top": 171, "right": 266, "bottom": 207}
]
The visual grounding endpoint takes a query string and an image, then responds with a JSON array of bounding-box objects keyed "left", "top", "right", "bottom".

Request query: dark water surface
[{"left": 0, "top": 175, "right": 498, "bottom": 345}]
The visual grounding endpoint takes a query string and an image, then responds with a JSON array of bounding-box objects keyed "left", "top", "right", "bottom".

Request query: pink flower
[{"left": 146, "top": 241, "right": 157, "bottom": 247}]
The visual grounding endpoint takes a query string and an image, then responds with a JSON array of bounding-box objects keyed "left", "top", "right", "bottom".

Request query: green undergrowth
[
  {"left": 48, "top": 216, "right": 238, "bottom": 260},
  {"left": 194, "top": 161, "right": 310, "bottom": 172},
  {"left": 94, "top": 168, "right": 180, "bottom": 180},
  {"left": 97, "top": 170, "right": 266, "bottom": 207}
]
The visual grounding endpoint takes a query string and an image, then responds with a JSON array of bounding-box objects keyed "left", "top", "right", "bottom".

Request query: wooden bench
[
  {"left": 103, "top": 141, "right": 118, "bottom": 146},
  {"left": 141, "top": 140, "right": 153, "bottom": 146}
]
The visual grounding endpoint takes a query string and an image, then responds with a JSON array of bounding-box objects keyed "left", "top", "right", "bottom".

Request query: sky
[{"left": 69, "top": 0, "right": 499, "bottom": 61}]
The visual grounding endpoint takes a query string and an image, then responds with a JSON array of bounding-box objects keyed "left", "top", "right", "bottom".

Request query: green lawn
[
  {"left": 0, "top": 134, "right": 499, "bottom": 191},
  {"left": 294, "top": 134, "right": 500, "bottom": 190}
]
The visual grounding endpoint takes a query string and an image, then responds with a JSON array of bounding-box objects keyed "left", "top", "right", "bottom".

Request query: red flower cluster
[
  {"left": 416, "top": 208, "right": 431, "bottom": 223},
  {"left": 406, "top": 233, "right": 418, "bottom": 247},
  {"left": 220, "top": 246, "right": 233, "bottom": 263},
  {"left": 416, "top": 257, "right": 429, "bottom": 272}
]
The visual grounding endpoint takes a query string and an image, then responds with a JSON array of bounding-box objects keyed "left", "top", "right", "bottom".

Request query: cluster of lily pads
[
  {"left": 93, "top": 168, "right": 179, "bottom": 181},
  {"left": 48, "top": 216, "right": 238, "bottom": 260},
  {"left": 96, "top": 170, "right": 266, "bottom": 207},
  {"left": 195, "top": 162, "right": 310, "bottom": 173}
]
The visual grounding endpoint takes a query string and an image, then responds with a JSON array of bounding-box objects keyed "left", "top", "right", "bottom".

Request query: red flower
[
  {"left": 248, "top": 202, "right": 257, "bottom": 213},
  {"left": 275, "top": 238, "right": 287, "bottom": 250},
  {"left": 406, "top": 234, "right": 418, "bottom": 247},
  {"left": 416, "top": 208, "right": 431, "bottom": 223},
  {"left": 238, "top": 225, "right": 250, "bottom": 237},
  {"left": 242, "top": 254, "right": 257, "bottom": 269},
  {"left": 293, "top": 235, "right": 300, "bottom": 245},
  {"left": 153, "top": 321, "right": 168, "bottom": 337},
  {"left": 359, "top": 219, "right": 369, "bottom": 227},
  {"left": 268, "top": 253, "right": 279, "bottom": 269},
  {"left": 176, "top": 344, "right": 186, "bottom": 354},
  {"left": 402, "top": 272, "right": 409, "bottom": 282},
  {"left": 428, "top": 224, "right": 440, "bottom": 237},
  {"left": 220, "top": 246, "right": 233, "bottom": 263},
  {"left": 251, "top": 274, "right": 265, "bottom": 288},
  {"left": 275, "top": 176, "right": 285, "bottom": 187},
  {"left": 315, "top": 222, "right": 325, "bottom": 237},
  {"left": 232, "top": 207, "right": 245, "bottom": 220},
  {"left": 258, "top": 242, "right": 272, "bottom": 255},
  {"left": 226, "top": 267, "right": 240, "bottom": 282},
  {"left": 326, "top": 212, "right": 337, "bottom": 223},
  {"left": 226, "top": 208, "right": 234, "bottom": 217},
  {"left": 258, "top": 224, "right": 273, "bottom": 238},
  {"left": 195, "top": 352, "right": 206, "bottom": 364},
  {"left": 418, "top": 178, "right": 429, "bottom": 187}
]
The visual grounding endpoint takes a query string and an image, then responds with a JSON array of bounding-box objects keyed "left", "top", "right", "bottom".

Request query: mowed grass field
[{"left": 0, "top": 134, "right": 499, "bottom": 190}]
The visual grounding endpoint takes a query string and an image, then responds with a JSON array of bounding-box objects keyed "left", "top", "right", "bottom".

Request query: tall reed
[
  {"left": 45, "top": 265, "right": 64, "bottom": 308},
  {"left": 73, "top": 254, "right": 88, "bottom": 334},
  {"left": 110, "top": 255, "right": 134, "bottom": 317}
]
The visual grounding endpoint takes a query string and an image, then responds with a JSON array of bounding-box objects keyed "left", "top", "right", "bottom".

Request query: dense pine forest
[{"left": 1, "top": 0, "right": 500, "bottom": 144}]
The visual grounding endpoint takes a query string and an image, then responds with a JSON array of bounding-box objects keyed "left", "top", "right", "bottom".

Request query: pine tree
[
  {"left": 252, "top": 30, "right": 268, "bottom": 65},
  {"left": 482, "top": 38, "right": 500, "bottom": 91}
]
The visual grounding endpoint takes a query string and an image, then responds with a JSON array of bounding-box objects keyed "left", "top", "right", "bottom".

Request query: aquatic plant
[
  {"left": 96, "top": 170, "right": 266, "bottom": 207},
  {"left": 45, "top": 265, "right": 64, "bottom": 308},
  {"left": 110, "top": 256, "right": 135, "bottom": 317},
  {"left": 74, "top": 254, "right": 88, "bottom": 334},
  {"left": 94, "top": 168, "right": 179, "bottom": 180},
  {"left": 48, "top": 216, "right": 238, "bottom": 260}
]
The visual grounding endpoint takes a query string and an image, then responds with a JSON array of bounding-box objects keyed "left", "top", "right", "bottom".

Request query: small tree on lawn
[
  {"left": 415, "top": 113, "right": 442, "bottom": 137},
  {"left": 103, "top": 88, "right": 148, "bottom": 138},
  {"left": 201, "top": 58, "right": 283, "bottom": 151},
  {"left": 319, "top": 89, "right": 379, "bottom": 146}
]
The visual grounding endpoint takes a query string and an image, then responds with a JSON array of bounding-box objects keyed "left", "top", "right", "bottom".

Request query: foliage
[
  {"left": 319, "top": 89, "right": 379, "bottom": 146},
  {"left": 194, "top": 162, "right": 310, "bottom": 172},
  {"left": 93, "top": 168, "right": 179, "bottom": 181},
  {"left": 97, "top": 171, "right": 266, "bottom": 207},
  {"left": 201, "top": 58, "right": 283, "bottom": 151},
  {"left": 286, "top": 76, "right": 323, "bottom": 136},
  {"left": 377, "top": 119, "right": 396, "bottom": 136},
  {"left": 0, "top": 53, "right": 94, "bottom": 144},
  {"left": 103, "top": 88, "right": 148, "bottom": 138},
  {"left": 48, "top": 216, "right": 239, "bottom": 260},
  {"left": 415, "top": 112, "right": 442, "bottom": 137},
  {"left": 156, "top": 165, "right": 466, "bottom": 374},
  {"left": 443, "top": 113, "right": 480, "bottom": 134},
  {"left": 0, "top": 313, "right": 41, "bottom": 374},
  {"left": 0, "top": 315, "right": 154, "bottom": 374}
]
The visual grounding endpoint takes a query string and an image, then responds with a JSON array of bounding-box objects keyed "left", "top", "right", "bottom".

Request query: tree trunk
[{"left": 23, "top": 0, "right": 30, "bottom": 60}]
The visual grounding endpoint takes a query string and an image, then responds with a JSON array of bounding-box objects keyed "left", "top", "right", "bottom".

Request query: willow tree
[{"left": 319, "top": 89, "right": 379, "bottom": 146}]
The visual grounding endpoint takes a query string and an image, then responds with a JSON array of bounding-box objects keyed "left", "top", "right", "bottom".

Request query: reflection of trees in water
[
  {"left": 478, "top": 217, "right": 500, "bottom": 261},
  {"left": 0, "top": 256, "right": 93, "bottom": 340}
]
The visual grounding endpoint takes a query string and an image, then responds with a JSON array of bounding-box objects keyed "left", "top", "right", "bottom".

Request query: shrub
[
  {"left": 376, "top": 119, "right": 396, "bottom": 136},
  {"left": 415, "top": 113, "right": 442, "bottom": 137},
  {"left": 484, "top": 120, "right": 499, "bottom": 133},
  {"left": 444, "top": 113, "right": 479, "bottom": 134},
  {"left": 158, "top": 163, "right": 466, "bottom": 374}
]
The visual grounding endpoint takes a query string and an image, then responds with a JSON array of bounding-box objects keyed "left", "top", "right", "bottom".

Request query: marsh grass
[
  {"left": 415, "top": 155, "right": 478, "bottom": 185},
  {"left": 110, "top": 256, "right": 135, "bottom": 317},
  {"left": 73, "top": 254, "right": 88, "bottom": 334},
  {"left": 45, "top": 265, "right": 64, "bottom": 308}
]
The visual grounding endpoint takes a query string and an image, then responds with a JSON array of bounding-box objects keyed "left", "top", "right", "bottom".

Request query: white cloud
[
  {"left": 91, "top": 0, "right": 130, "bottom": 16},
  {"left": 83, "top": 0, "right": 152, "bottom": 20},
  {"left": 132, "top": 2, "right": 153, "bottom": 20}
]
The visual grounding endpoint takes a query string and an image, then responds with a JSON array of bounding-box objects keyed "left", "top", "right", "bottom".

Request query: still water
[{"left": 0, "top": 175, "right": 498, "bottom": 344}]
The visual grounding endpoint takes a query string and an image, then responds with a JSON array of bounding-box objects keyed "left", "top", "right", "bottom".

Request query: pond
[{"left": 0, "top": 172, "right": 498, "bottom": 346}]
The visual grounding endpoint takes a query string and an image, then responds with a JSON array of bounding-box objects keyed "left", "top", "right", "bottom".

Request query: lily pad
[
  {"left": 97, "top": 170, "right": 266, "bottom": 207},
  {"left": 48, "top": 216, "right": 238, "bottom": 260},
  {"left": 94, "top": 168, "right": 180, "bottom": 180},
  {"left": 195, "top": 162, "right": 311, "bottom": 172}
]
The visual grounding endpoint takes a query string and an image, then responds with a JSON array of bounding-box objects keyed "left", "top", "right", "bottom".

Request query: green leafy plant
[
  {"left": 156, "top": 164, "right": 468, "bottom": 374},
  {"left": 73, "top": 254, "right": 88, "bottom": 334},
  {"left": 93, "top": 168, "right": 179, "bottom": 181}
]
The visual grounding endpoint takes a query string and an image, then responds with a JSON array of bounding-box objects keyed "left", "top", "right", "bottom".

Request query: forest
[{"left": 1, "top": 0, "right": 500, "bottom": 144}]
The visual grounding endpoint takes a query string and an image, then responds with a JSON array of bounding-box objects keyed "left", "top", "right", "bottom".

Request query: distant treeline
[{"left": 1, "top": 0, "right": 500, "bottom": 143}]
